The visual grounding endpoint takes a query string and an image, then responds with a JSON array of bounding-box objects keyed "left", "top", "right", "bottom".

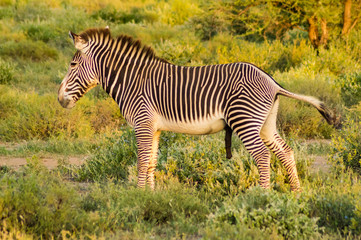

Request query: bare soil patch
[{"left": 0, "top": 156, "right": 86, "bottom": 170}]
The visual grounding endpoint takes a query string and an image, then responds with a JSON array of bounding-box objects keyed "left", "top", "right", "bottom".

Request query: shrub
[
  {"left": 208, "top": 187, "right": 320, "bottom": 239},
  {"left": 22, "top": 23, "right": 59, "bottom": 43},
  {"left": 157, "top": 131, "right": 313, "bottom": 195},
  {"left": 14, "top": 2, "right": 52, "bottom": 22},
  {"left": 336, "top": 72, "right": 361, "bottom": 107},
  {"left": 83, "top": 182, "right": 210, "bottom": 236},
  {"left": 310, "top": 192, "right": 357, "bottom": 235},
  {"left": 158, "top": 0, "right": 201, "bottom": 26},
  {"left": 91, "top": 5, "right": 158, "bottom": 24},
  {"left": 0, "top": 161, "right": 89, "bottom": 238},
  {"left": 0, "top": 58, "right": 15, "bottom": 84},
  {"left": 155, "top": 38, "right": 203, "bottom": 66},
  {"left": 75, "top": 129, "right": 138, "bottom": 182},
  {"left": 187, "top": 2, "right": 230, "bottom": 41},
  {"left": 0, "top": 86, "right": 95, "bottom": 140},
  {"left": 0, "top": 40, "right": 58, "bottom": 61},
  {"left": 330, "top": 104, "right": 361, "bottom": 174}
]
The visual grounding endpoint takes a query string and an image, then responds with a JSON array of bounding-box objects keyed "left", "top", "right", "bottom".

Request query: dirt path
[
  {"left": 0, "top": 156, "right": 86, "bottom": 170},
  {"left": 0, "top": 139, "right": 332, "bottom": 172}
]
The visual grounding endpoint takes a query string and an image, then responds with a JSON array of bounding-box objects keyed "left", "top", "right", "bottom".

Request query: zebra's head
[{"left": 58, "top": 29, "right": 108, "bottom": 109}]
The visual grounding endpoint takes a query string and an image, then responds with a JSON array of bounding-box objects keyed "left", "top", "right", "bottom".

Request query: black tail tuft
[{"left": 317, "top": 103, "right": 342, "bottom": 129}]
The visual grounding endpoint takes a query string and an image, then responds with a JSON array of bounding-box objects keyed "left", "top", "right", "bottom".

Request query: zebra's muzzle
[{"left": 58, "top": 89, "right": 76, "bottom": 109}]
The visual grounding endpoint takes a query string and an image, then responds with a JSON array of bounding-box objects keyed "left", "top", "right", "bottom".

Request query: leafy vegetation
[{"left": 1, "top": 0, "right": 361, "bottom": 239}]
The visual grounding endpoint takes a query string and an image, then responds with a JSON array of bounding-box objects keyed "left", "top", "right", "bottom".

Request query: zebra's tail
[{"left": 278, "top": 88, "right": 341, "bottom": 129}]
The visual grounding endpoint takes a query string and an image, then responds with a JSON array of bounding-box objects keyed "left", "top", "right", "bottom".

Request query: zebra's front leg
[
  {"left": 146, "top": 131, "right": 161, "bottom": 189},
  {"left": 135, "top": 126, "right": 155, "bottom": 189},
  {"left": 135, "top": 125, "right": 161, "bottom": 189}
]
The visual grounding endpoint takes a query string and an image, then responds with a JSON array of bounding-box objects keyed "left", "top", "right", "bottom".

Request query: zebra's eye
[{"left": 70, "top": 62, "right": 78, "bottom": 67}]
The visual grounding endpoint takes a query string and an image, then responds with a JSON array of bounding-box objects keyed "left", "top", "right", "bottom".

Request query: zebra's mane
[{"left": 79, "top": 28, "right": 169, "bottom": 64}]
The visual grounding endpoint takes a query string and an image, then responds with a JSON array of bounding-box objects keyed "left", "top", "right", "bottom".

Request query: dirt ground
[
  {"left": 0, "top": 154, "right": 330, "bottom": 172},
  {"left": 0, "top": 156, "right": 86, "bottom": 170},
  {"left": 0, "top": 140, "right": 331, "bottom": 172}
]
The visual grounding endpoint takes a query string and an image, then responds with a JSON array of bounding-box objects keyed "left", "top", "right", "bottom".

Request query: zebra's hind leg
[
  {"left": 147, "top": 131, "right": 161, "bottom": 190},
  {"left": 260, "top": 97, "right": 300, "bottom": 191},
  {"left": 230, "top": 121, "right": 272, "bottom": 189}
]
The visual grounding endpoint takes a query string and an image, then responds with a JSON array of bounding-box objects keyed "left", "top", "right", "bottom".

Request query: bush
[
  {"left": 75, "top": 129, "right": 138, "bottom": 182},
  {"left": 83, "top": 182, "right": 209, "bottom": 236},
  {"left": 0, "top": 86, "right": 117, "bottom": 141},
  {"left": 157, "top": 131, "right": 313, "bottom": 195},
  {"left": 0, "top": 58, "right": 15, "bottom": 84},
  {"left": 330, "top": 104, "right": 361, "bottom": 174},
  {"left": 336, "top": 72, "right": 361, "bottom": 107},
  {"left": 92, "top": 5, "right": 158, "bottom": 24},
  {"left": 310, "top": 192, "right": 357, "bottom": 235},
  {"left": 22, "top": 23, "right": 59, "bottom": 43},
  {"left": 208, "top": 187, "right": 320, "bottom": 239},
  {"left": 0, "top": 40, "right": 58, "bottom": 61},
  {"left": 187, "top": 2, "right": 230, "bottom": 41},
  {"left": 158, "top": 0, "right": 201, "bottom": 26},
  {"left": 0, "top": 161, "right": 89, "bottom": 238}
]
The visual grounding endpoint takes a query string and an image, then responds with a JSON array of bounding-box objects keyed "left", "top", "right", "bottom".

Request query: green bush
[
  {"left": 330, "top": 104, "right": 361, "bottom": 174},
  {"left": 0, "top": 160, "right": 89, "bottom": 238},
  {"left": 75, "top": 129, "right": 138, "bottom": 182},
  {"left": 0, "top": 86, "right": 124, "bottom": 141},
  {"left": 0, "top": 58, "right": 15, "bottom": 84},
  {"left": 82, "top": 182, "right": 209, "bottom": 236},
  {"left": 22, "top": 23, "right": 59, "bottom": 43},
  {"left": 208, "top": 187, "right": 320, "bottom": 239},
  {"left": 92, "top": 5, "right": 158, "bottom": 24},
  {"left": 0, "top": 162, "right": 210, "bottom": 238},
  {"left": 187, "top": 2, "right": 230, "bottom": 41},
  {"left": 336, "top": 72, "right": 361, "bottom": 107},
  {"left": 310, "top": 192, "right": 357, "bottom": 235},
  {"left": 0, "top": 40, "right": 58, "bottom": 61},
  {"left": 13, "top": 2, "right": 52, "bottom": 22}
]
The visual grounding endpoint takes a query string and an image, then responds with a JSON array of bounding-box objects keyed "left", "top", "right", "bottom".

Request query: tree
[
  {"left": 219, "top": 0, "right": 360, "bottom": 49},
  {"left": 342, "top": 0, "right": 361, "bottom": 37}
]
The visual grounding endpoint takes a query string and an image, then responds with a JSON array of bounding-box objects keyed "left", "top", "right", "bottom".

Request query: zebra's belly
[{"left": 157, "top": 116, "right": 226, "bottom": 135}]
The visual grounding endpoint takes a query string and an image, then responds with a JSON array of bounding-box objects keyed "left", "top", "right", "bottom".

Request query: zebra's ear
[{"left": 68, "top": 31, "right": 87, "bottom": 51}]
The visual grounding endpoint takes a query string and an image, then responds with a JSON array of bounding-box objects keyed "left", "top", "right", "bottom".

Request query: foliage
[
  {"left": 208, "top": 187, "right": 320, "bottom": 239},
  {"left": 0, "top": 86, "right": 122, "bottom": 141},
  {"left": 336, "top": 72, "right": 361, "bottom": 107},
  {"left": 0, "top": 58, "right": 15, "bottom": 84},
  {"left": 0, "top": 40, "right": 58, "bottom": 61},
  {"left": 91, "top": 5, "right": 158, "bottom": 24},
  {"left": 1, "top": 157, "right": 361, "bottom": 239},
  {"left": 330, "top": 104, "right": 361, "bottom": 174},
  {"left": 0, "top": 163, "right": 210, "bottom": 238},
  {"left": 75, "top": 129, "right": 137, "bottom": 182}
]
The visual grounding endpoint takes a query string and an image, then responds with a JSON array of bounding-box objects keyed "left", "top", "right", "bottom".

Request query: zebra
[{"left": 58, "top": 28, "right": 338, "bottom": 191}]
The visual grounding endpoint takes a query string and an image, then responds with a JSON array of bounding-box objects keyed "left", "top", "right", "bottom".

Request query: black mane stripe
[{"left": 78, "top": 28, "right": 169, "bottom": 64}]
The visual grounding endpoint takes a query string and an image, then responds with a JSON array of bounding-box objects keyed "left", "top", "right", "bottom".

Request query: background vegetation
[{"left": 0, "top": 0, "right": 361, "bottom": 239}]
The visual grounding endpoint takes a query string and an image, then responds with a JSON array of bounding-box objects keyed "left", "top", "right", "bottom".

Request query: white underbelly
[{"left": 157, "top": 116, "right": 226, "bottom": 135}]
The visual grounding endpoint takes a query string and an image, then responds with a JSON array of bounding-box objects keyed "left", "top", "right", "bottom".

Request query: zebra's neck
[{"left": 99, "top": 43, "right": 167, "bottom": 121}]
